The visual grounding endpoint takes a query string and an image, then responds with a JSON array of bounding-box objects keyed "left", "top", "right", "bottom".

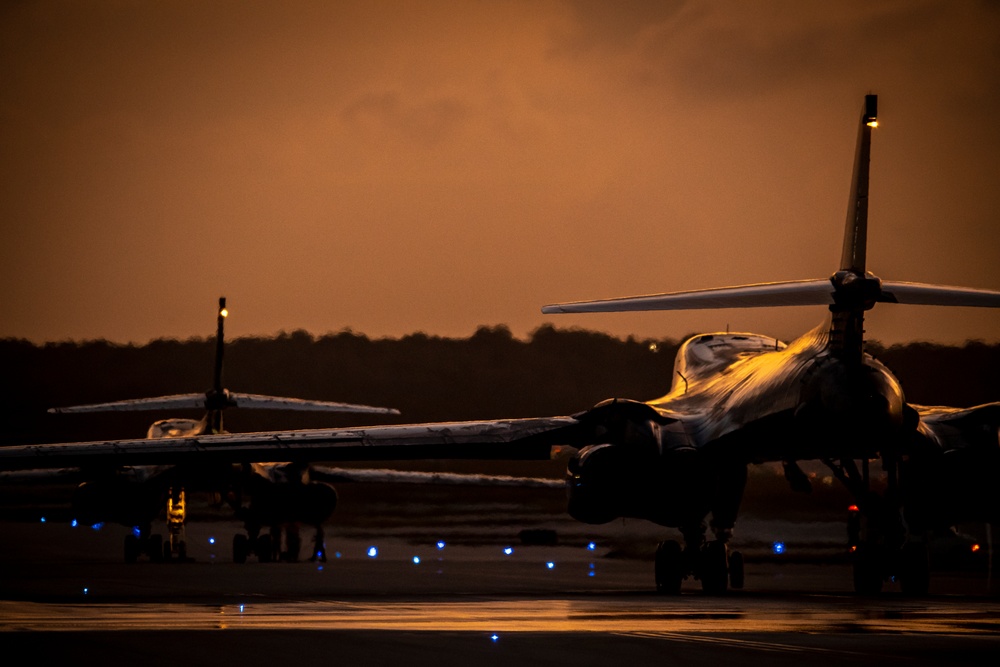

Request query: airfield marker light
[
  {"left": 335, "top": 551, "right": 342, "bottom": 559},
  {"left": 413, "top": 556, "right": 421, "bottom": 564},
  {"left": 491, "top": 634, "right": 499, "bottom": 643},
  {"left": 367, "top": 546, "right": 378, "bottom": 558},
  {"left": 131, "top": 526, "right": 141, "bottom": 537},
  {"left": 209, "top": 537, "right": 216, "bottom": 545},
  {"left": 772, "top": 541, "right": 785, "bottom": 555},
  {"left": 437, "top": 540, "right": 446, "bottom": 550},
  {"left": 83, "top": 588, "right": 89, "bottom": 595},
  {"left": 972, "top": 544, "right": 981, "bottom": 553},
  {"left": 589, "top": 571, "right": 595, "bottom": 577},
  {"left": 91, "top": 523, "right": 104, "bottom": 531},
  {"left": 587, "top": 541, "right": 596, "bottom": 551},
  {"left": 239, "top": 604, "right": 245, "bottom": 613},
  {"left": 40, "top": 517, "right": 46, "bottom": 523},
  {"left": 546, "top": 561, "right": 555, "bottom": 569},
  {"left": 503, "top": 547, "right": 514, "bottom": 556},
  {"left": 71, "top": 520, "right": 78, "bottom": 528}
]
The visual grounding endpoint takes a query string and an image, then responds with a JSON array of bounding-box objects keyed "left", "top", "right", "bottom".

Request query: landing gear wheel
[
  {"left": 700, "top": 541, "right": 729, "bottom": 594},
  {"left": 124, "top": 534, "right": 140, "bottom": 564},
  {"left": 148, "top": 534, "right": 164, "bottom": 562},
  {"left": 899, "top": 543, "right": 930, "bottom": 596},
  {"left": 852, "top": 545, "right": 884, "bottom": 594},
  {"left": 233, "top": 534, "right": 248, "bottom": 564},
  {"left": 285, "top": 531, "right": 301, "bottom": 563},
  {"left": 729, "top": 550, "right": 745, "bottom": 590},
  {"left": 654, "top": 540, "right": 684, "bottom": 595},
  {"left": 257, "top": 534, "right": 273, "bottom": 563}
]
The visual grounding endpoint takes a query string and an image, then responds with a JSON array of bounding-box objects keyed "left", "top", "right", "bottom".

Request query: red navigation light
[{"left": 848, "top": 505, "right": 859, "bottom": 512}]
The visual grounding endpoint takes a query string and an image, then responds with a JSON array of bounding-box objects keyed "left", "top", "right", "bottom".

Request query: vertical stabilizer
[
  {"left": 207, "top": 296, "right": 229, "bottom": 432},
  {"left": 840, "top": 95, "right": 878, "bottom": 273},
  {"left": 213, "top": 297, "right": 227, "bottom": 395},
  {"left": 831, "top": 95, "right": 879, "bottom": 363}
]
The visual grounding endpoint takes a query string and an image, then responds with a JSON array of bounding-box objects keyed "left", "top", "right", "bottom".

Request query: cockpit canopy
[{"left": 671, "top": 333, "right": 786, "bottom": 392}]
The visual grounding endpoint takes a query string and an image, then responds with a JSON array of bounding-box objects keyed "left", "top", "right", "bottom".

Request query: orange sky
[{"left": 2, "top": 1, "right": 998, "bottom": 345}]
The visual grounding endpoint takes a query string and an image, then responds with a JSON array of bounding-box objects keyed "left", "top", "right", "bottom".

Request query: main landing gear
[
  {"left": 654, "top": 526, "right": 744, "bottom": 595},
  {"left": 232, "top": 523, "right": 327, "bottom": 563},
  {"left": 123, "top": 526, "right": 165, "bottom": 563},
  {"left": 826, "top": 457, "right": 931, "bottom": 596}
]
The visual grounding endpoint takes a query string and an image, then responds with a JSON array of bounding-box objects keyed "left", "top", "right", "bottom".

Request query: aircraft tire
[
  {"left": 852, "top": 546, "right": 884, "bottom": 594},
  {"left": 700, "top": 541, "right": 728, "bottom": 595},
  {"left": 124, "top": 535, "right": 140, "bottom": 564},
  {"left": 654, "top": 540, "right": 683, "bottom": 595},
  {"left": 729, "top": 550, "right": 745, "bottom": 590},
  {"left": 257, "top": 534, "right": 273, "bottom": 563},
  {"left": 899, "top": 543, "right": 930, "bottom": 596},
  {"left": 148, "top": 534, "right": 164, "bottom": 562},
  {"left": 233, "top": 534, "right": 248, "bottom": 564},
  {"left": 286, "top": 530, "right": 301, "bottom": 563}
]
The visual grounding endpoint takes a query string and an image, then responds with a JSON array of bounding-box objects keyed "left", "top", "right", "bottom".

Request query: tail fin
[
  {"left": 841, "top": 94, "right": 878, "bottom": 274},
  {"left": 213, "top": 297, "right": 227, "bottom": 395},
  {"left": 49, "top": 296, "right": 401, "bottom": 421}
]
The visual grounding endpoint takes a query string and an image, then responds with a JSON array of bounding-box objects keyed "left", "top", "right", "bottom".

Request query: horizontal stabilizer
[
  {"left": 229, "top": 393, "right": 400, "bottom": 415},
  {"left": 50, "top": 392, "right": 401, "bottom": 415},
  {"left": 310, "top": 465, "right": 563, "bottom": 488},
  {"left": 541, "top": 280, "right": 835, "bottom": 314},
  {"left": 48, "top": 394, "right": 209, "bottom": 414},
  {"left": 878, "top": 282, "right": 1000, "bottom": 307}
]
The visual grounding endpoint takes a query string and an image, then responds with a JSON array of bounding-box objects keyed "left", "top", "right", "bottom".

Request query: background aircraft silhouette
[{"left": 47, "top": 297, "right": 401, "bottom": 562}]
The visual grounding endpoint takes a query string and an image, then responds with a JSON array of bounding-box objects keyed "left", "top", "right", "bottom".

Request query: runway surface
[{"left": 1, "top": 517, "right": 998, "bottom": 665}]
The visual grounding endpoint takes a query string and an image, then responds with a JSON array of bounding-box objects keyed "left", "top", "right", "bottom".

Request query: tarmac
[{"left": 1, "top": 505, "right": 999, "bottom": 666}]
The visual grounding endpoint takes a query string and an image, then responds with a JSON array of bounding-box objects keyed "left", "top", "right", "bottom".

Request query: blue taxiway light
[
  {"left": 71, "top": 520, "right": 78, "bottom": 528},
  {"left": 335, "top": 552, "right": 342, "bottom": 559},
  {"left": 503, "top": 547, "right": 513, "bottom": 556},
  {"left": 586, "top": 542, "right": 596, "bottom": 551},
  {"left": 131, "top": 526, "right": 141, "bottom": 537},
  {"left": 83, "top": 588, "right": 89, "bottom": 595},
  {"left": 239, "top": 604, "right": 245, "bottom": 613},
  {"left": 546, "top": 561, "right": 555, "bottom": 569},
  {"left": 772, "top": 541, "right": 785, "bottom": 555},
  {"left": 436, "top": 541, "right": 446, "bottom": 550},
  {"left": 367, "top": 546, "right": 378, "bottom": 558},
  {"left": 208, "top": 537, "right": 216, "bottom": 545},
  {"left": 40, "top": 517, "right": 46, "bottom": 523},
  {"left": 490, "top": 634, "right": 499, "bottom": 642},
  {"left": 91, "top": 523, "right": 104, "bottom": 531},
  {"left": 413, "top": 556, "right": 421, "bottom": 564}
]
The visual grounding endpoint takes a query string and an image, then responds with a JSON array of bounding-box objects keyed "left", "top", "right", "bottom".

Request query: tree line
[{"left": 1, "top": 325, "right": 996, "bottom": 448}]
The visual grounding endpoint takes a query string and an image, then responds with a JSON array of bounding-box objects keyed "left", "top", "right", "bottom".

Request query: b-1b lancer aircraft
[
  {"left": 3, "top": 95, "right": 998, "bottom": 594},
  {"left": 44, "top": 298, "right": 401, "bottom": 563}
]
